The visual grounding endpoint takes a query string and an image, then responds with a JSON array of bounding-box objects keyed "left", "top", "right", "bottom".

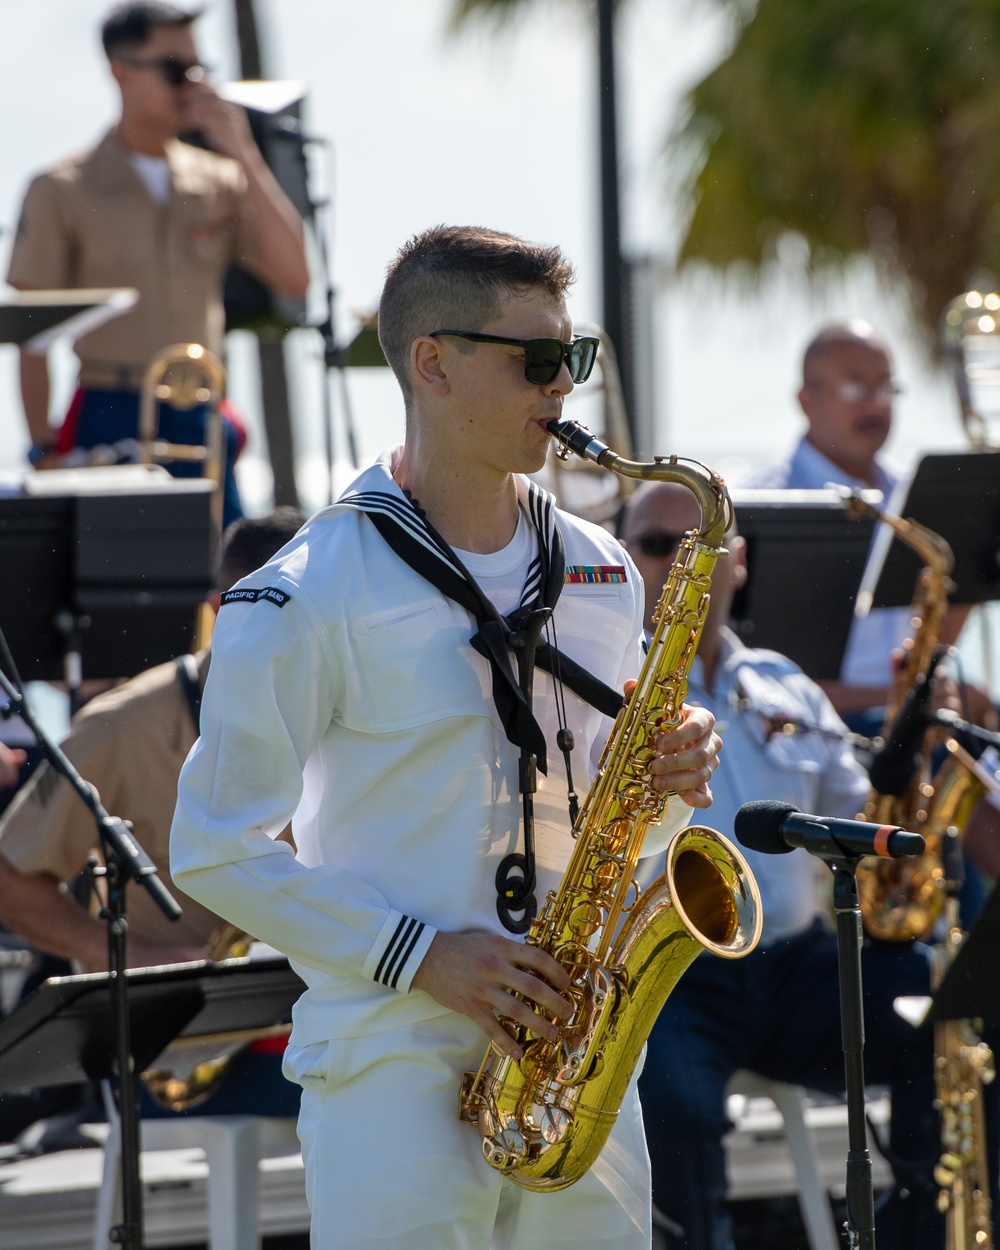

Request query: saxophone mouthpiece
[{"left": 546, "top": 419, "right": 614, "bottom": 468}]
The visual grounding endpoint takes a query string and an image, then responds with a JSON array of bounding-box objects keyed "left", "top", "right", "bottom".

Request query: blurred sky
[
  {"left": 0, "top": 0, "right": 973, "bottom": 504},
  {"left": 0, "top": 0, "right": 996, "bottom": 697}
]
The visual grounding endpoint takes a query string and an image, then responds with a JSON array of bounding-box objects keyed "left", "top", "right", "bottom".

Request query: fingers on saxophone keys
[{"left": 506, "top": 977, "right": 572, "bottom": 1036}]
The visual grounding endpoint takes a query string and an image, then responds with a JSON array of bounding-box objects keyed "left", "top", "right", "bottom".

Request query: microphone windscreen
[{"left": 733, "top": 799, "right": 799, "bottom": 855}]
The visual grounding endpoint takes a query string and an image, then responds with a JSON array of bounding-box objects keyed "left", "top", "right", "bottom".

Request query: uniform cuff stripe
[{"left": 366, "top": 911, "right": 436, "bottom": 993}]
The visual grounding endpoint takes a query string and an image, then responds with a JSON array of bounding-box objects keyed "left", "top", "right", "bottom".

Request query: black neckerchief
[
  {"left": 339, "top": 473, "right": 622, "bottom": 933},
  {"left": 340, "top": 480, "right": 624, "bottom": 770}
]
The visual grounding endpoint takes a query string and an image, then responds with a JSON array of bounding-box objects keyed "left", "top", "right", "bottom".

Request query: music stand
[
  {"left": 0, "top": 288, "right": 137, "bottom": 351},
  {"left": 0, "top": 956, "right": 305, "bottom": 1094},
  {"left": 858, "top": 450, "right": 1000, "bottom": 611},
  {"left": 0, "top": 473, "right": 214, "bottom": 685},
  {"left": 929, "top": 882, "right": 1000, "bottom": 1023},
  {"left": 729, "top": 489, "right": 878, "bottom": 680}
]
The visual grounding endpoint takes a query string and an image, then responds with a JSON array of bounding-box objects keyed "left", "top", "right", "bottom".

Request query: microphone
[
  {"left": 866, "top": 652, "right": 943, "bottom": 797},
  {"left": 734, "top": 800, "right": 925, "bottom": 862},
  {"left": 929, "top": 708, "right": 1000, "bottom": 750}
]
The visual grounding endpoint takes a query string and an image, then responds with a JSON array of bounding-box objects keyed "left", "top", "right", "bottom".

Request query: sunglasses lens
[
  {"left": 567, "top": 337, "right": 598, "bottom": 383},
  {"left": 638, "top": 533, "right": 682, "bottom": 559},
  {"left": 522, "top": 337, "right": 600, "bottom": 385},
  {"left": 163, "top": 59, "right": 202, "bottom": 85},
  {"left": 523, "top": 340, "right": 564, "bottom": 385}
]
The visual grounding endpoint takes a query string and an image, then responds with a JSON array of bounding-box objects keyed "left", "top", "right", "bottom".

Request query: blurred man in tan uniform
[
  {"left": 0, "top": 507, "right": 305, "bottom": 1143},
  {"left": 7, "top": 2, "right": 310, "bottom": 526},
  {"left": 0, "top": 507, "right": 304, "bottom": 972}
]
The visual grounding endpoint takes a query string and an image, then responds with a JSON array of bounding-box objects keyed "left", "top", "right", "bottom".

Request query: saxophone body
[
  {"left": 459, "top": 420, "right": 762, "bottom": 1192},
  {"left": 842, "top": 492, "right": 967, "bottom": 942},
  {"left": 933, "top": 910, "right": 995, "bottom": 1250}
]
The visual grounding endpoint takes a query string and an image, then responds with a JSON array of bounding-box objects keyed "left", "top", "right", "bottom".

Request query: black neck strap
[{"left": 341, "top": 479, "right": 625, "bottom": 933}]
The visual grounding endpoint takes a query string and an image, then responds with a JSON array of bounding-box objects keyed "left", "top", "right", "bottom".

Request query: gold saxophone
[
  {"left": 845, "top": 492, "right": 995, "bottom": 1246},
  {"left": 842, "top": 491, "right": 961, "bottom": 941},
  {"left": 458, "top": 419, "right": 762, "bottom": 1191},
  {"left": 933, "top": 892, "right": 995, "bottom": 1250}
]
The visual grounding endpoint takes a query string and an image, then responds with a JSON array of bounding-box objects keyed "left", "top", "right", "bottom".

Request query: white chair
[
  {"left": 93, "top": 1082, "right": 300, "bottom": 1250},
  {"left": 727, "top": 1070, "right": 841, "bottom": 1250}
]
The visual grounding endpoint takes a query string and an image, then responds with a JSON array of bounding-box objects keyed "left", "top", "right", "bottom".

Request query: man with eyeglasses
[
  {"left": 622, "top": 479, "right": 967, "bottom": 1250},
  {"left": 739, "top": 321, "right": 981, "bottom": 733},
  {"left": 7, "top": 1, "right": 309, "bottom": 526},
  {"left": 169, "top": 224, "right": 722, "bottom": 1249}
]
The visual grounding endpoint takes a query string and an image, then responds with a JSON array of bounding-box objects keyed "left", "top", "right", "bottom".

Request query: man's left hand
[{"left": 649, "top": 704, "right": 720, "bottom": 808}]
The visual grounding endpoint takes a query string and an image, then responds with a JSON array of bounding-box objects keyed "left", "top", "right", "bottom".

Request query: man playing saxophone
[
  {"left": 170, "top": 225, "right": 722, "bottom": 1250},
  {"left": 624, "top": 481, "right": 983, "bottom": 1250}
]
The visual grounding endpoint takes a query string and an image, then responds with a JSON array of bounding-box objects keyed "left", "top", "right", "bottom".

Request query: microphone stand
[
  {"left": 0, "top": 667, "right": 182, "bottom": 1250},
  {"left": 829, "top": 852, "right": 877, "bottom": 1250},
  {"left": 280, "top": 122, "right": 359, "bottom": 504}
]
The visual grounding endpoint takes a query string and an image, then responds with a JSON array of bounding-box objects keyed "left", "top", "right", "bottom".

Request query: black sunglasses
[
  {"left": 429, "top": 330, "right": 600, "bottom": 385},
  {"left": 632, "top": 531, "right": 686, "bottom": 559},
  {"left": 119, "top": 56, "right": 208, "bottom": 86}
]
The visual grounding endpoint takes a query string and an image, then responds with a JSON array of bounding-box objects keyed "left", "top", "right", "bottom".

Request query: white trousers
[{"left": 284, "top": 1012, "right": 652, "bottom": 1250}]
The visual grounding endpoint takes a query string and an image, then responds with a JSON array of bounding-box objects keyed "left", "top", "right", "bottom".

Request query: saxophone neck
[{"left": 547, "top": 418, "right": 731, "bottom": 547}]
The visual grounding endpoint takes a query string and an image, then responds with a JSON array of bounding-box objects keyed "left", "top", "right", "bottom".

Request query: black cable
[{"left": 544, "top": 612, "right": 580, "bottom": 825}]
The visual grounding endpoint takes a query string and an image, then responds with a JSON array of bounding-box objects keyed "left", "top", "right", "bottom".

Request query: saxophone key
[
  {"left": 483, "top": 1125, "right": 528, "bottom": 1169},
  {"left": 525, "top": 1103, "right": 572, "bottom": 1145}
]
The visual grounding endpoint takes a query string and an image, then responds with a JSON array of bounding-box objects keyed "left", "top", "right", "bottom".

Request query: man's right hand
[
  {"left": 410, "top": 930, "right": 574, "bottom": 1060},
  {"left": 0, "top": 744, "right": 27, "bottom": 789},
  {"left": 32, "top": 450, "right": 62, "bottom": 471}
]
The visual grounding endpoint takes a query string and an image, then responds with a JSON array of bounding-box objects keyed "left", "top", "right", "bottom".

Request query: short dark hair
[
  {"left": 377, "top": 225, "right": 576, "bottom": 404},
  {"left": 101, "top": 2, "right": 200, "bottom": 60},
  {"left": 219, "top": 506, "right": 306, "bottom": 590}
]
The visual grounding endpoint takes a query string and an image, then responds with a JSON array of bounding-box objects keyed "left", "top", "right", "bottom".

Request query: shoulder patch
[
  {"left": 219, "top": 585, "right": 291, "bottom": 608},
  {"left": 564, "top": 564, "right": 627, "bottom": 585}
]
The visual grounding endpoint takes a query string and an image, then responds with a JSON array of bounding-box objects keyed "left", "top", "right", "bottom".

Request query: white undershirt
[
  {"left": 453, "top": 508, "right": 534, "bottom": 616},
  {"left": 128, "top": 152, "right": 172, "bottom": 205}
]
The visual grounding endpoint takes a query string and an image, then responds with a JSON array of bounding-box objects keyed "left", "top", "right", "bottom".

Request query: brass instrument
[
  {"left": 843, "top": 490, "right": 963, "bottom": 941},
  {"left": 459, "top": 418, "right": 762, "bottom": 1191},
  {"left": 138, "top": 342, "right": 227, "bottom": 533},
  {"left": 942, "top": 291, "right": 1000, "bottom": 448},
  {"left": 933, "top": 871, "right": 994, "bottom": 1249},
  {"left": 846, "top": 491, "right": 994, "bottom": 1244},
  {"left": 140, "top": 924, "right": 260, "bottom": 1112},
  {"left": 139, "top": 341, "right": 227, "bottom": 649}
]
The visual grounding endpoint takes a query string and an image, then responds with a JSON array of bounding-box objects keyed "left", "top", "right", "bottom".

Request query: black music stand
[
  {"left": 0, "top": 474, "right": 214, "bottom": 687},
  {"left": 860, "top": 450, "right": 1000, "bottom": 610},
  {"left": 0, "top": 288, "right": 137, "bottom": 351},
  {"left": 929, "top": 882, "right": 1000, "bottom": 1023},
  {"left": 729, "top": 489, "right": 877, "bottom": 680},
  {"left": 0, "top": 957, "right": 305, "bottom": 1094}
]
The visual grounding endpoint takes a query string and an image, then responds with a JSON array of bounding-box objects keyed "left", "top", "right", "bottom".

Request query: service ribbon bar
[{"left": 564, "top": 564, "right": 627, "bottom": 584}]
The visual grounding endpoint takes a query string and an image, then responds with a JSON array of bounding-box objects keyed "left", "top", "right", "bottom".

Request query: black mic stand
[
  {"left": 828, "top": 852, "right": 877, "bottom": 1250},
  {"left": 295, "top": 128, "right": 360, "bottom": 503},
  {"left": 0, "top": 666, "right": 181, "bottom": 1250}
]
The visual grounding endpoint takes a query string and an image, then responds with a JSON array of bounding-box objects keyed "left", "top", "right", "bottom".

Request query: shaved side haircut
[{"left": 378, "top": 225, "right": 575, "bottom": 404}]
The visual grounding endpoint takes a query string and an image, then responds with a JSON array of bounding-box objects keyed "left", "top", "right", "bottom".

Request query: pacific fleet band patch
[
  {"left": 564, "top": 565, "right": 627, "bottom": 584},
  {"left": 219, "top": 586, "right": 291, "bottom": 608}
]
